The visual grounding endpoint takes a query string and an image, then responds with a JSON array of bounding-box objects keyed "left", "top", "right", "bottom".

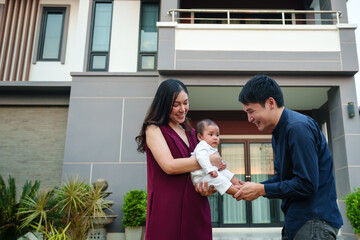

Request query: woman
[{"left": 136, "top": 79, "right": 218, "bottom": 240}]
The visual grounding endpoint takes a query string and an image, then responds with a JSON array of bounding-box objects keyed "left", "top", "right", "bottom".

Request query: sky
[{"left": 346, "top": 0, "right": 360, "bottom": 106}]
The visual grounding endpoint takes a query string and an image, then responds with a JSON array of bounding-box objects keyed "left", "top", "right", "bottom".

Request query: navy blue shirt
[{"left": 263, "top": 108, "right": 343, "bottom": 240}]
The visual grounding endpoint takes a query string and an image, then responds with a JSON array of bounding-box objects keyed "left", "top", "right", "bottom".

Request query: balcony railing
[{"left": 167, "top": 9, "right": 341, "bottom": 25}]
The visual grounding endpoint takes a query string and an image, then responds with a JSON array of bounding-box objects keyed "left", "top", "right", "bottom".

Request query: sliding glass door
[{"left": 209, "top": 139, "right": 284, "bottom": 227}]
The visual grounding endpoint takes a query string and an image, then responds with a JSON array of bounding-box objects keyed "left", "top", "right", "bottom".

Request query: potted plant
[
  {"left": 344, "top": 187, "right": 360, "bottom": 240},
  {"left": 122, "top": 189, "right": 147, "bottom": 240},
  {"left": 20, "top": 176, "right": 111, "bottom": 240}
]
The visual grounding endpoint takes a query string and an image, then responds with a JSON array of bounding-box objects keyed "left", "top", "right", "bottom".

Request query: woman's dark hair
[
  {"left": 238, "top": 75, "right": 284, "bottom": 107},
  {"left": 136, "top": 79, "right": 192, "bottom": 153},
  {"left": 195, "top": 119, "right": 218, "bottom": 139}
]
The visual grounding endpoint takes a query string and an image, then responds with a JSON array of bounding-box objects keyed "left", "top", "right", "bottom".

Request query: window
[
  {"left": 138, "top": 2, "right": 159, "bottom": 71},
  {"left": 88, "top": 0, "right": 113, "bottom": 71},
  {"left": 209, "top": 139, "right": 284, "bottom": 227},
  {"left": 37, "top": 7, "right": 66, "bottom": 61}
]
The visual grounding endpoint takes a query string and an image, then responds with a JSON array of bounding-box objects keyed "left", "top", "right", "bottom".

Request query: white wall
[
  {"left": 108, "top": 0, "right": 140, "bottom": 72},
  {"left": 29, "top": 0, "right": 89, "bottom": 81},
  {"left": 175, "top": 24, "right": 341, "bottom": 52}
]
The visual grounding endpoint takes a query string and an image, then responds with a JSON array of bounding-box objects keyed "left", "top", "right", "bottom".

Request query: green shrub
[
  {"left": 122, "top": 190, "right": 147, "bottom": 227},
  {"left": 344, "top": 187, "right": 360, "bottom": 234}
]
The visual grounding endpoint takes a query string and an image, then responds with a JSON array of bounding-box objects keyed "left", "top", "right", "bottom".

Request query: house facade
[{"left": 0, "top": 0, "right": 359, "bottom": 239}]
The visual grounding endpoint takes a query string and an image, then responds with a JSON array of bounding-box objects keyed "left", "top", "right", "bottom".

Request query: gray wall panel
[
  {"left": 121, "top": 98, "right": 153, "bottom": 163},
  {"left": 334, "top": 167, "right": 351, "bottom": 199},
  {"left": 328, "top": 87, "right": 341, "bottom": 111},
  {"left": 158, "top": 26, "right": 176, "bottom": 40},
  {"left": 158, "top": 28, "right": 176, "bottom": 70},
  {"left": 337, "top": 201, "right": 354, "bottom": 235},
  {"left": 62, "top": 164, "right": 92, "bottom": 182},
  {"left": 332, "top": 136, "right": 347, "bottom": 170},
  {"left": 340, "top": 42, "right": 359, "bottom": 71},
  {"left": 348, "top": 166, "right": 360, "bottom": 190},
  {"left": 339, "top": 28, "right": 357, "bottom": 43},
  {"left": 175, "top": 58, "right": 342, "bottom": 71},
  {"left": 176, "top": 50, "right": 341, "bottom": 61},
  {"left": 330, "top": 0, "right": 348, "bottom": 23},
  {"left": 329, "top": 104, "right": 345, "bottom": 139},
  {"left": 64, "top": 98, "right": 123, "bottom": 163},
  {"left": 159, "top": 0, "right": 178, "bottom": 22},
  {"left": 174, "top": 50, "right": 342, "bottom": 71},
  {"left": 91, "top": 163, "right": 147, "bottom": 232},
  {"left": 70, "top": 77, "right": 159, "bottom": 98}
]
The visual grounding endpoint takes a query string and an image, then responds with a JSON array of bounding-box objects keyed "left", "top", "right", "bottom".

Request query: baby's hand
[
  {"left": 209, "top": 170, "right": 218, "bottom": 178},
  {"left": 218, "top": 160, "right": 227, "bottom": 171}
]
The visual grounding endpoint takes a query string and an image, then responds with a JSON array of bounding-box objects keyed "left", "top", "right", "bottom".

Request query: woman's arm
[{"left": 146, "top": 125, "right": 200, "bottom": 175}]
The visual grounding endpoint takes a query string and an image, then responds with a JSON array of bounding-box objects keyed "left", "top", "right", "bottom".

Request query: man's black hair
[{"left": 238, "top": 75, "right": 284, "bottom": 107}]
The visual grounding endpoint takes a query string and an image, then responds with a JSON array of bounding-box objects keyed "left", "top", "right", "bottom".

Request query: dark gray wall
[
  {"left": 63, "top": 73, "right": 159, "bottom": 232},
  {"left": 0, "top": 85, "right": 70, "bottom": 194}
]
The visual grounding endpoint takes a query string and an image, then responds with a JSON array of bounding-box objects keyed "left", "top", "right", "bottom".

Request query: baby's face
[{"left": 198, "top": 125, "right": 220, "bottom": 148}]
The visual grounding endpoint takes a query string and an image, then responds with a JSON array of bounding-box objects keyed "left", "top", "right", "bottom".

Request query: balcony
[{"left": 157, "top": 9, "right": 358, "bottom": 74}]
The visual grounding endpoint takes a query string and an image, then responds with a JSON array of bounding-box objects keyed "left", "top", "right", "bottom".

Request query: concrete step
[{"left": 212, "top": 228, "right": 282, "bottom": 240}]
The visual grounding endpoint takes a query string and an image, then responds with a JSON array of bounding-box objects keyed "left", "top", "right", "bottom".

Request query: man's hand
[
  {"left": 195, "top": 182, "right": 217, "bottom": 197},
  {"left": 209, "top": 170, "right": 218, "bottom": 178},
  {"left": 233, "top": 182, "right": 265, "bottom": 201}
]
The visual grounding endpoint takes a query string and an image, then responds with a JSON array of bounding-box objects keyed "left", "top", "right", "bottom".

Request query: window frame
[
  {"left": 88, "top": 0, "right": 113, "bottom": 72},
  {"left": 209, "top": 138, "right": 284, "bottom": 228},
  {"left": 34, "top": 6, "right": 70, "bottom": 63},
  {"left": 138, "top": 1, "right": 159, "bottom": 71}
]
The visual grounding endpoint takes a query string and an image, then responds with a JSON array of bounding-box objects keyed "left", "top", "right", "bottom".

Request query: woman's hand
[
  {"left": 195, "top": 182, "right": 217, "bottom": 197},
  {"left": 209, "top": 152, "right": 222, "bottom": 169}
]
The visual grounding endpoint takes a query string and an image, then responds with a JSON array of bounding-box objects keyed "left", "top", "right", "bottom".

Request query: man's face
[{"left": 242, "top": 100, "right": 275, "bottom": 131}]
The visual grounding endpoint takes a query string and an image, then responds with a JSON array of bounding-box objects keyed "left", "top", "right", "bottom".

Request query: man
[{"left": 236, "top": 75, "right": 343, "bottom": 240}]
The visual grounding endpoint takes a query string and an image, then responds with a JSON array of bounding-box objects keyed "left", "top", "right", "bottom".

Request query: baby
[{"left": 191, "top": 119, "right": 242, "bottom": 196}]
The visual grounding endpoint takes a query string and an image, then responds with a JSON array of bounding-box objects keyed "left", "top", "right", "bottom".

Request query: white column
[{"left": 108, "top": 0, "right": 140, "bottom": 72}]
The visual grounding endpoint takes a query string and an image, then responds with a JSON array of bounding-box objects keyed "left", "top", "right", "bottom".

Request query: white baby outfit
[{"left": 190, "top": 140, "right": 235, "bottom": 195}]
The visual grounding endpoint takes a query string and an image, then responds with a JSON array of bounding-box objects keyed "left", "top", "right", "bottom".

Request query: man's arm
[
  {"left": 264, "top": 122, "right": 318, "bottom": 199},
  {"left": 235, "top": 122, "right": 319, "bottom": 201}
]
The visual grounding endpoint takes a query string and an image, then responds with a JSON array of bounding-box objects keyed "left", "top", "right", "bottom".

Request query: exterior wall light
[{"left": 347, "top": 102, "right": 355, "bottom": 118}]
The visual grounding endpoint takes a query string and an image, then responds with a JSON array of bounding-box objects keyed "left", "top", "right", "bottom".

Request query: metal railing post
[
  {"left": 282, "top": 12, "right": 285, "bottom": 25},
  {"left": 227, "top": 11, "right": 230, "bottom": 24}
]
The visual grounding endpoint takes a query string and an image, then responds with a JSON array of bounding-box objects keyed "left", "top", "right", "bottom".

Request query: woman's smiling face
[{"left": 169, "top": 90, "right": 189, "bottom": 125}]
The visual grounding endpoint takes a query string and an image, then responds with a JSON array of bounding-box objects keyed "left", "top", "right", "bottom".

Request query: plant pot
[
  {"left": 125, "top": 226, "right": 145, "bottom": 240},
  {"left": 18, "top": 232, "right": 43, "bottom": 240}
]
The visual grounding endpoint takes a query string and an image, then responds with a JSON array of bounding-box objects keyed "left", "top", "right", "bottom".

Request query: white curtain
[
  {"left": 250, "top": 143, "right": 273, "bottom": 223},
  {"left": 221, "top": 144, "right": 246, "bottom": 224}
]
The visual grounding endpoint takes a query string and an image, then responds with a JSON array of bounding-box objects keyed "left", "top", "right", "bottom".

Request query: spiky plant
[
  {"left": 39, "top": 223, "right": 71, "bottom": 240},
  {"left": 0, "top": 175, "right": 40, "bottom": 240},
  {"left": 19, "top": 189, "right": 62, "bottom": 234},
  {"left": 54, "top": 176, "right": 110, "bottom": 240}
]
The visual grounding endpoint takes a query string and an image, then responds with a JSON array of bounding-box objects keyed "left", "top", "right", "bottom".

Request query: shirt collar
[{"left": 272, "top": 108, "right": 287, "bottom": 141}]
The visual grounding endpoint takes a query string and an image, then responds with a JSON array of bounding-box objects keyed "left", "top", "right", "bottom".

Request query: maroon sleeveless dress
[{"left": 145, "top": 125, "right": 212, "bottom": 240}]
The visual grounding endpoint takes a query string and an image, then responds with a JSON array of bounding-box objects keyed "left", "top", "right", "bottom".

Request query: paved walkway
[{"left": 213, "top": 228, "right": 282, "bottom": 240}]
